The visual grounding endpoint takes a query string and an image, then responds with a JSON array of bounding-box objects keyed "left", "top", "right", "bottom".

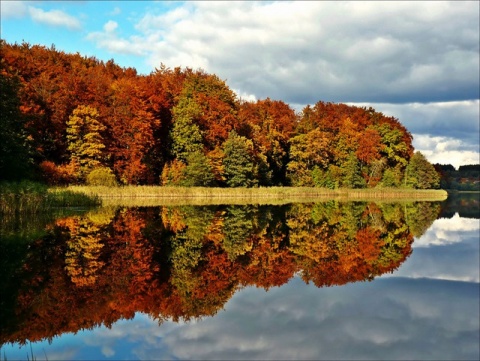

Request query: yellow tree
[
  {"left": 287, "top": 128, "right": 331, "bottom": 186},
  {"left": 62, "top": 217, "right": 105, "bottom": 287},
  {"left": 66, "top": 105, "right": 106, "bottom": 180}
]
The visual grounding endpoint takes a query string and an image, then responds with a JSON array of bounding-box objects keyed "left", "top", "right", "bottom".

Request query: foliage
[
  {"left": 223, "top": 131, "right": 255, "bottom": 187},
  {"left": 180, "top": 151, "right": 216, "bottom": 187},
  {"left": 160, "top": 159, "right": 187, "bottom": 186},
  {"left": 340, "top": 153, "right": 366, "bottom": 189},
  {"left": 237, "top": 98, "right": 296, "bottom": 185},
  {"left": 405, "top": 151, "right": 440, "bottom": 189},
  {"left": 108, "top": 77, "right": 161, "bottom": 184},
  {"left": 434, "top": 163, "right": 480, "bottom": 190},
  {"left": 0, "top": 72, "right": 33, "bottom": 181},
  {"left": 287, "top": 128, "right": 330, "bottom": 186},
  {"left": 170, "top": 97, "right": 204, "bottom": 162},
  {"left": 39, "top": 160, "right": 77, "bottom": 185},
  {"left": 66, "top": 105, "right": 106, "bottom": 180},
  {"left": 380, "top": 168, "right": 400, "bottom": 187},
  {"left": 1, "top": 40, "right": 437, "bottom": 189},
  {"left": 86, "top": 167, "right": 118, "bottom": 187},
  {"left": 312, "top": 166, "right": 337, "bottom": 189},
  {"left": 180, "top": 71, "right": 239, "bottom": 148}
]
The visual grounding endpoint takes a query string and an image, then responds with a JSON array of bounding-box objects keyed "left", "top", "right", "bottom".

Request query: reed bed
[
  {"left": 0, "top": 181, "right": 101, "bottom": 215},
  {"left": 46, "top": 189, "right": 102, "bottom": 208},
  {"left": 63, "top": 185, "right": 448, "bottom": 206}
]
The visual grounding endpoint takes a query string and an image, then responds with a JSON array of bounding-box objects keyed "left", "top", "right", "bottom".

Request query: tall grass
[
  {"left": 0, "top": 181, "right": 101, "bottom": 215},
  {"left": 63, "top": 185, "right": 448, "bottom": 206}
]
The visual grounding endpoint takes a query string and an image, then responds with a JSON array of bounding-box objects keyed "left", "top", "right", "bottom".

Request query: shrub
[{"left": 86, "top": 167, "right": 118, "bottom": 187}]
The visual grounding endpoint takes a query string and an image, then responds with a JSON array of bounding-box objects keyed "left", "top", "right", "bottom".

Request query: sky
[{"left": 1, "top": 1, "right": 479, "bottom": 168}]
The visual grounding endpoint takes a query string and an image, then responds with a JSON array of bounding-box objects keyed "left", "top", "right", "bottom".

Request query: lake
[{"left": 1, "top": 195, "right": 479, "bottom": 360}]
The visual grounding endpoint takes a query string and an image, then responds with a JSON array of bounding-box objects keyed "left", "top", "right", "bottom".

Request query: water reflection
[
  {"left": 1, "top": 202, "right": 437, "bottom": 343},
  {"left": 1, "top": 199, "right": 478, "bottom": 360}
]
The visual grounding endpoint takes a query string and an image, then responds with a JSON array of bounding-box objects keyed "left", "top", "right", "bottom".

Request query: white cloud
[
  {"left": 135, "top": 5, "right": 191, "bottom": 34},
  {"left": 232, "top": 89, "right": 257, "bottom": 103},
  {"left": 83, "top": 1, "right": 478, "bottom": 105},
  {"left": 415, "top": 148, "right": 479, "bottom": 169},
  {"left": 103, "top": 20, "right": 118, "bottom": 33},
  {"left": 101, "top": 345, "right": 115, "bottom": 357},
  {"left": 414, "top": 213, "right": 480, "bottom": 247},
  {"left": 86, "top": 21, "right": 146, "bottom": 56},
  {"left": 411, "top": 133, "right": 479, "bottom": 168},
  {"left": 73, "top": 277, "right": 480, "bottom": 360},
  {"left": 27, "top": 6, "right": 81, "bottom": 30},
  {"left": 0, "top": 1, "right": 28, "bottom": 18},
  {"left": 386, "top": 213, "right": 480, "bottom": 282}
]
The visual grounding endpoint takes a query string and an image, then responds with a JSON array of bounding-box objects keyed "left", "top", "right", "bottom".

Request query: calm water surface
[{"left": 1, "top": 196, "right": 479, "bottom": 360}]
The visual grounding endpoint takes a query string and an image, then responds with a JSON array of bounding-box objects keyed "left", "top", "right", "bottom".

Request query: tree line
[
  {"left": 434, "top": 164, "right": 480, "bottom": 191},
  {"left": 1, "top": 40, "right": 440, "bottom": 189}
]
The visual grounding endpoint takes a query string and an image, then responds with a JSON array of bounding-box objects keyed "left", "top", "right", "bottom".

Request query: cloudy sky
[{"left": 1, "top": 1, "right": 479, "bottom": 168}]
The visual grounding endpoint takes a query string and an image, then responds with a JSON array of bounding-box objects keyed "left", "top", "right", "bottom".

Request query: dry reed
[{"left": 61, "top": 185, "right": 448, "bottom": 206}]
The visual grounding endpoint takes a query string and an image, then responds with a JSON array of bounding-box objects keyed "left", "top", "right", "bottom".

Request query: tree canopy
[{"left": 0, "top": 40, "right": 444, "bottom": 189}]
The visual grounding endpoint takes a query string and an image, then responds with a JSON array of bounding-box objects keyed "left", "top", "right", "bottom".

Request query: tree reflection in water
[{"left": 0, "top": 201, "right": 441, "bottom": 345}]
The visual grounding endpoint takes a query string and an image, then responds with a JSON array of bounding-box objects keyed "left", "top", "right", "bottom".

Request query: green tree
[
  {"left": 380, "top": 168, "right": 399, "bottom": 187},
  {"left": 0, "top": 73, "right": 32, "bottom": 180},
  {"left": 405, "top": 151, "right": 440, "bottom": 189},
  {"left": 223, "top": 131, "right": 254, "bottom": 187},
  {"left": 375, "top": 124, "right": 412, "bottom": 168},
  {"left": 170, "top": 97, "right": 203, "bottom": 162},
  {"left": 66, "top": 105, "right": 106, "bottom": 180},
  {"left": 312, "top": 166, "right": 337, "bottom": 189},
  {"left": 340, "top": 153, "right": 366, "bottom": 188},
  {"left": 181, "top": 151, "right": 215, "bottom": 187},
  {"left": 222, "top": 205, "right": 255, "bottom": 260}
]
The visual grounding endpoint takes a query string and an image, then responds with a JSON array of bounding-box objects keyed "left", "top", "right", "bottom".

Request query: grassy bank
[
  {"left": 0, "top": 181, "right": 102, "bottom": 214},
  {"left": 62, "top": 185, "right": 448, "bottom": 206}
]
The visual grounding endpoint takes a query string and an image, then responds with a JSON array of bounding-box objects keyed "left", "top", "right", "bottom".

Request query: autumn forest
[{"left": 1, "top": 40, "right": 440, "bottom": 189}]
